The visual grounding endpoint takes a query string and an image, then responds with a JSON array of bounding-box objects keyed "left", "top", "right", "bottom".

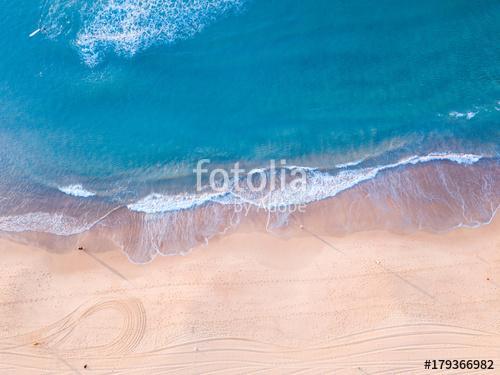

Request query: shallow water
[{"left": 0, "top": 0, "right": 498, "bottom": 261}]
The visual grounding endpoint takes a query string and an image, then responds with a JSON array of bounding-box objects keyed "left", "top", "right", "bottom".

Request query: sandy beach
[
  {"left": 0, "top": 218, "right": 499, "bottom": 374},
  {"left": 2, "top": 0, "right": 499, "bottom": 373}
]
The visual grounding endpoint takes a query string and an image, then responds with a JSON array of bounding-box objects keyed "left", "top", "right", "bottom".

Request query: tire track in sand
[{"left": 0, "top": 297, "right": 146, "bottom": 360}]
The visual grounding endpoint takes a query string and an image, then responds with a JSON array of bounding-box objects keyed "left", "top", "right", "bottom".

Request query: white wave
[
  {"left": 127, "top": 191, "right": 231, "bottom": 213},
  {"left": 0, "top": 152, "right": 490, "bottom": 244},
  {"left": 283, "top": 152, "right": 482, "bottom": 205},
  {"left": 449, "top": 111, "right": 465, "bottom": 118},
  {"left": 0, "top": 212, "right": 90, "bottom": 235},
  {"left": 394, "top": 152, "right": 482, "bottom": 166},
  {"left": 283, "top": 165, "right": 318, "bottom": 171},
  {"left": 449, "top": 111, "right": 478, "bottom": 120},
  {"left": 58, "top": 184, "right": 96, "bottom": 197},
  {"left": 336, "top": 158, "right": 365, "bottom": 168},
  {"left": 39, "top": 0, "right": 81, "bottom": 40},
  {"left": 127, "top": 152, "right": 484, "bottom": 213},
  {"left": 45, "top": 0, "right": 245, "bottom": 66},
  {"left": 0, "top": 205, "right": 123, "bottom": 236}
]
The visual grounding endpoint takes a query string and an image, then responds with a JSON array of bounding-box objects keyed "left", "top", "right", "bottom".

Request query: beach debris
[
  {"left": 299, "top": 224, "right": 304, "bottom": 230},
  {"left": 375, "top": 260, "right": 381, "bottom": 265},
  {"left": 84, "top": 364, "right": 88, "bottom": 369},
  {"left": 78, "top": 246, "right": 85, "bottom": 251},
  {"left": 32, "top": 341, "right": 40, "bottom": 346}
]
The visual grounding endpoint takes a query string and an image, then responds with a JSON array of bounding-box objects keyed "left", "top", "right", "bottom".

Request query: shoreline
[
  {"left": 3, "top": 1, "right": 499, "bottom": 373},
  {"left": 1, "top": 156, "right": 498, "bottom": 263},
  {"left": 1, "top": 217, "right": 499, "bottom": 373}
]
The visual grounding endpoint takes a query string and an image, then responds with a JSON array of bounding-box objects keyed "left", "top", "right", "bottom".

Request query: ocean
[{"left": 0, "top": 0, "right": 498, "bottom": 262}]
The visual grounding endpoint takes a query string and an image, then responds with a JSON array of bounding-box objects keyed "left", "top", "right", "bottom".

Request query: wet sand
[{"left": 0, "top": 218, "right": 499, "bottom": 374}]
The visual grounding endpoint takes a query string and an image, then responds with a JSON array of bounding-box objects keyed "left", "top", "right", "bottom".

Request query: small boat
[{"left": 29, "top": 28, "right": 41, "bottom": 38}]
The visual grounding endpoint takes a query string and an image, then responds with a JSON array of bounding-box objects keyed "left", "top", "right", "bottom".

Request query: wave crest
[
  {"left": 41, "top": 0, "right": 245, "bottom": 66},
  {"left": 58, "top": 184, "right": 96, "bottom": 197},
  {"left": 0, "top": 153, "right": 497, "bottom": 262},
  {"left": 0, "top": 212, "right": 91, "bottom": 235},
  {"left": 127, "top": 152, "right": 484, "bottom": 214}
]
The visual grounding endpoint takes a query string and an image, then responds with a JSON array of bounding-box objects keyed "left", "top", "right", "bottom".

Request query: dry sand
[{"left": 0, "top": 218, "right": 499, "bottom": 374}]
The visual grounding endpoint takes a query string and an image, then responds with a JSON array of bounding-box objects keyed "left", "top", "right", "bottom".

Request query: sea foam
[
  {"left": 41, "top": 0, "right": 245, "bottom": 66},
  {"left": 127, "top": 152, "right": 484, "bottom": 214},
  {"left": 58, "top": 184, "right": 96, "bottom": 197},
  {"left": 0, "top": 212, "right": 91, "bottom": 235},
  {"left": 127, "top": 192, "right": 230, "bottom": 213},
  {"left": 449, "top": 111, "right": 478, "bottom": 120},
  {"left": 0, "top": 153, "right": 496, "bottom": 263},
  {"left": 0, "top": 153, "right": 489, "bottom": 234}
]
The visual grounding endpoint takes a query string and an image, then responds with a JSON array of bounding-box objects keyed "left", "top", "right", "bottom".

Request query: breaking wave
[
  {"left": 127, "top": 152, "right": 484, "bottom": 214},
  {"left": 0, "top": 212, "right": 91, "bottom": 235},
  {"left": 0, "top": 152, "right": 498, "bottom": 262},
  {"left": 40, "top": 0, "right": 246, "bottom": 66},
  {"left": 58, "top": 184, "right": 96, "bottom": 197}
]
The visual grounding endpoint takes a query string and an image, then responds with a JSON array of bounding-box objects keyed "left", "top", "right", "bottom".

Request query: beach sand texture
[{"left": 0, "top": 219, "right": 499, "bottom": 374}]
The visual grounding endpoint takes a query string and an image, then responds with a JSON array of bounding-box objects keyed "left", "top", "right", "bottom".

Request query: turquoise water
[{"left": 0, "top": 0, "right": 499, "bottom": 261}]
